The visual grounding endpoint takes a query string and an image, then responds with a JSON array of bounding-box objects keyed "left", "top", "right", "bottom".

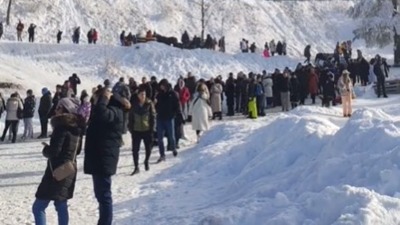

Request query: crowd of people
[{"left": 239, "top": 39, "right": 288, "bottom": 57}]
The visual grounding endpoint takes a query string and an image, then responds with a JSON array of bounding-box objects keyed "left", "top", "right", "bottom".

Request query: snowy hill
[
  {"left": 0, "top": 0, "right": 356, "bottom": 54},
  {"left": 0, "top": 41, "right": 298, "bottom": 95}
]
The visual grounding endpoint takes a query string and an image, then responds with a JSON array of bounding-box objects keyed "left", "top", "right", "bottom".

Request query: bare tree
[{"left": 6, "top": 0, "right": 12, "bottom": 25}]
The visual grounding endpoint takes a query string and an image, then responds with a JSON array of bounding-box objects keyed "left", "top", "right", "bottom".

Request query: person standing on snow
[
  {"left": 56, "top": 30, "right": 62, "bottom": 44},
  {"left": 338, "top": 70, "right": 353, "bottom": 117},
  {"left": 87, "top": 29, "right": 93, "bottom": 44},
  {"left": 282, "top": 41, "right": 287, "bottom": 55},
  {"left": 181, "top": 30, "right": 190, "bottom": 48},
  {"left": 374, "top": 55, "right": 388, "bottom": 98},
  {"left": 279, "top": 71, "right": 291, "bottom": 112},
  {"left": 0, "top": 93, "right": 5, "bottom": 120},
  {"left": 84, "top": 88, "right": 130, "bottom": 225},
  {"left": 32, "top": 97, "right": 85, "bottom": 225},
  {"left": 73, "top": 27, "right": 80, "bottom": 44},
  {"left": 218, "top": 36, "right": 225, "bottom": 53},
  {"left": 210, "top": 78, "right": 223, "bottom": 120},
  {"left": 92, "top": 29, "right": 98, "bottom": 44},
  {"left": 269, "top": 40, "right": 276, "bottom": 56},
  {"left": 68, "top": 73, "right": 81, "bottom": 96},
  {"left": 38, "top": 88, "right": 52, "bottom": 139},
  {"left": 16, "top": 20, "right": 24, "bottom": 41},
  {"left": 262, "top": 72, "right": 274, "bottom": 109},
  {"left": 304, "top": 45, "right": 311, "bottom": 64},
  {"left": 28, "top": 23, "right": 36, "bottom": 42},
  {"left": 0, "top": 93, "right": 23, "bottom": 143},
  {"left": 120, "top": 30, "right": 125, "bottom": 46},
  {"left": 250, "top": 42, "right": 257, "bottom": 53},
  {"left": 22, "top": 89, "right": 36, "bottom": 140},
  {"left": 225, "top": 73, "right": 236, "bottom": 116},
  {"left": 276, "top": 41, "right": 283, "bottom": 55}
]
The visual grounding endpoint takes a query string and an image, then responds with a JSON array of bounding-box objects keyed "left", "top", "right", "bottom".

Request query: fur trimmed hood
[{"left": 51, "top": 113, "right": 86, "bottom": 130}]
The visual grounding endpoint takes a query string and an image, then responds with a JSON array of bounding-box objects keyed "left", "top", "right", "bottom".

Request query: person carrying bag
[{"left": 32, "top": 97, "right": 86, "bottom": 225}]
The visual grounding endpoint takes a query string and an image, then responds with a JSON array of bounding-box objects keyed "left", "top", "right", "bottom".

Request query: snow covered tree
[{"left": 350, "top": 0, "right": 400, "bottom": 48}]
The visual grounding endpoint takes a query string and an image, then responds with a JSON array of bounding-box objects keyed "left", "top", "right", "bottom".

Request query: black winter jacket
[
  {"left": 38, "top": 93, "right": 52, "bottom": 119},
  {"left": 84, "top": 96, "right": 124, "bottom": 176},
  {"left": 35, "top": 113, "right": 85, "bottom": 201},
  {"left": 155, "top": 89, "right": 180, "bottom": 120},
  {"left": 23, "top": 95, "right": 36, "bottom": 118}
]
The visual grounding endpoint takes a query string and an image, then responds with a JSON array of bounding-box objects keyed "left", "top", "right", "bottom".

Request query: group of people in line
[{"left": 240, "top": 39, "right": 288, "bottom": 57}]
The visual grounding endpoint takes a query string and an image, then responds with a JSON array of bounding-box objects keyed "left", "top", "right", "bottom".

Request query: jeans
[
  {"left": 23, "top": 118, "right": 34, "bottom": 138},
  {"left": 157, "top": 118, "right": 175, "bottom": 157},
  {"left": 32, "top": 199, "right": 69, "bottom": 225},
  {"left": 93, "top": 175, "right": 113, "bottom": 225}
]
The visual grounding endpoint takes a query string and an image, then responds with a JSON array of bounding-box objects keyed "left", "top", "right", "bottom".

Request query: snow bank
[{"left": 123, "top": 106, "right": 400, "bottom": 225}]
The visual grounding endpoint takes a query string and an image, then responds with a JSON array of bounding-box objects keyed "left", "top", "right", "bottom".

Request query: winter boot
[{"left": 130, "top": 167, "right": 140, "bottom": 176}]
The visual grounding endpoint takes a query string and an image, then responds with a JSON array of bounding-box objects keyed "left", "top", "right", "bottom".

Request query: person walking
[
  {"left": 22, "top": 89, "right": 36, "bottom": 140},
  {"left": 338, "top": 70, "right": 353, "bottom": 117},
  {"left": 32, "top": 97, "right": 85, "bottom": 225},
  {"left": 155, "top": 79, "right": 180, "bottom": 163},
  {"left": 128, "top": 88, "right": 156, "bottom": 175},
  {"left": 189, "top": 83, "right": 212, "bottom": 143},
  {"left": 1, "top": 93, "right": 23, "bottom": 143},
  {"left": 84, "top": 89, "right": 130, "bottom": 225}
]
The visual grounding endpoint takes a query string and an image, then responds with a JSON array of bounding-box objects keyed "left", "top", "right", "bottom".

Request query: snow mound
[{"left": 126, "top": 106, "right": 400, "bottom": 225}]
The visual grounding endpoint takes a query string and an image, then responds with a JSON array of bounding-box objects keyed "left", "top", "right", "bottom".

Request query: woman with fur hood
[
  {"left": 189, "top": 83, "right": 212, "bottom": 143},
  {"left": 32, "top": 97, "right": 86, "bottom": 225},
  {"left": 338, "top": 70, "right": 353, "bottom": 117}
]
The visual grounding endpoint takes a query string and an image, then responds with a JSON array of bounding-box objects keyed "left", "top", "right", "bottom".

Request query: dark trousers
[
  {"left": 235, "top": 94, "right": 241, "bottom": 112},
  {"left": 266, "top": 97, "right": 273, "bottom": 108},
  {"left": 157, "top": 118, "right": 175, "bottom": 157},
  {"left": 256, "top": 95, "right": 265, "bottom": 116},
  {"left": 226, "top": 96, "right": 234, "bottom": 116},
  {"left": 376, "top": 76, "right": 387, "bottom": 97},
  {"left": 40, "top": 117, "right": 48, "bottom": 137},
  {"left": 311, "top": 94, "right": 316, "bottom": 104},
  {"left": 322, "top": 96, "right": 333, "bottom": 107},
  {"left": 1, "top": 120, "right": 19, "bottom": 143},
  {"left": 132, "top": 131, "right": 153, "bottom": 168},
  {"left": 29, "top": 34, "right": 34, "bottom": 42},
  {"left": 92, "top": 175, "right": 113, "bottom": 225}
]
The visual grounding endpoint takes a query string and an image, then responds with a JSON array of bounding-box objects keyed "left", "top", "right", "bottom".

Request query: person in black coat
[
  {"left": 276, "top": 41, "right": 283, "bottom": 55},
  {"left": 150, "top": 76, "right": 159, "bottom": 101},
  {"left": 22, "top": 89, "right": 36, "bottom": 139},
  {"left": 322, "top": 73, "right": 336, "bottom": 107},
  {"left": 28, "top": 24, "right": 36, "bottom": 42},
  {"left": 38, "top": 88, "right": 52, "bottom": 139},
  {"left": 139, "top": 77, "right": 153, "bottom": 100},
  {"left": 225, "top": 73, "right": 236, "bottom": 116},
  {"left": 57, "top": 30, "right": 62, "bottom": 43},
  {"left": 69, "top": 73, "right": 81, "bottom": 96},
  {"left": 84, "top": 89, "right": 130, "bottom": 225},
  {"left": 155, "top": 79, "right": 180, "bottom": 162},
  {"left": 374, "top": 55, "right": 388, "bottom": 98},
  {"left": 181, "top": 30, "right": 190, "bottom": 48},
  {"left": 33, "top": 98, "right": 85, "bottom": 225},
  {"left": 304, "top": 45, "right": 311, "bottom": 64}
]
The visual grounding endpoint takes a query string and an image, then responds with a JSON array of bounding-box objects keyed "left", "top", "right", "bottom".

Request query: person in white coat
[
  {"left": 269, "top": 40, "right": 276, "bottom": 56},
  {"left": 262, "top": 74, "right": 274, "bottom": 108},
  {"left": 1, "top": 93, "right": 23, "bottom": 143},
  {"left": 210, "top": 79, "right": 223, "bottom": 120},
  {"left": 368, "top": 58, "right": 377, "bottom": 85},
  {"left": 189, "top": 83, "right": 212, "bottom": 142}
]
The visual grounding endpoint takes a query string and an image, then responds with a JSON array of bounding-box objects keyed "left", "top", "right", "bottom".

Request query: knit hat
[
  {"left": 57, "top": 97, "right": 80, "bottom": 114},
  {"left": 42, "top": 87, "right": 49, "bottom": 95},
  {"left": 342, "top": 70, "right": 350, "bottom": 75}
]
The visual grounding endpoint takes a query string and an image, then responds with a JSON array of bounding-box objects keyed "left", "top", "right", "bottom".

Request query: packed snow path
[{"left": 1, "top": 94, "right": 400, "bottom": 225}]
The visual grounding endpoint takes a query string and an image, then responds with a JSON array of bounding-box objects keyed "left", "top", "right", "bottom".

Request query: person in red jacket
[
  {"left": 308, "top": 67, "right": 319, "bottom": 104},
  {"left": 174, "top": 78, "right": 190, "bottom": 120},
  {"left": 92, "top": 29, "right": 98, "bottom": 44}
]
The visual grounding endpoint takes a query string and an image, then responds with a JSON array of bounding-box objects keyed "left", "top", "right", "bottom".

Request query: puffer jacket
[
  {"left": 23, "top": 95, "right": 36, "bottom": 118},
  {"left": 128, "top": 99, "right": 156, "bottom": 133},
  {"left": 35, "top": 113, "right": 86, "bottom": 201},
  {"left": 5, "top": 97, "right": 23, "bottom": 121}
]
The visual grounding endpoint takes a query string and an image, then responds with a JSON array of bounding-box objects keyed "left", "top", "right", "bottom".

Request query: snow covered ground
[
  {"left": 1, "top": 89, "right": 400, "bottom": 225},
  {"left": 1, "top": 1, "right": 400, "bottom": 224}
]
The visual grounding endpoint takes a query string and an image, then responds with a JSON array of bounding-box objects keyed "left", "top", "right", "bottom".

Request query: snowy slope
[{"left": 0, "top": 0, "right": 356, "bottom": 54}]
